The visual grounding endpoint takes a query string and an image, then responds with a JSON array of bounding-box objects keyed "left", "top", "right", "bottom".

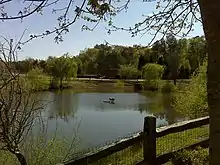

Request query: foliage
[
  {"left": 13, "top": 36, "right": 207, "bottom": 81},
  {"left": 1, "top": 0, "right": 217, "bottom": 164},
  {"left": 46, "top": 54, "right": 78, "bottom": 88},
  {"left": 118, "top": 64, "right": 139, "bottom": 79},
  {"left": 0, "top": 38, "right": 46, "bottom": 165},
  {"left": 143, "top": 80, "right": 161, "bottom": 91},
  {"left": 173, "top": 62, "right": 207, "bottom": 119},
  {"left": 114, "top": 80, "right": 125, "bottom": 88},
  {"left": 26, "top": 67, "right": 49, "bottom": 91},
  {"left": 165, "top": 34, "right": 181, "bottom": 84},
  {"left": 160, "top": 82, "right": 177, "bottom": 93},
  {"left": 141, "top": 63, "right": 164, "bottom": 91},
  {"left": 142, "top": 63, "right": 165, "bottom": 80}
]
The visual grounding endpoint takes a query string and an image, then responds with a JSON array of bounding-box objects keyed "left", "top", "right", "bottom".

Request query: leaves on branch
[{"left": 0, "top": 0, "right": 202, "bottom": 46}]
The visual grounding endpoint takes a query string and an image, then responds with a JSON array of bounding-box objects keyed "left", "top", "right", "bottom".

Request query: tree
[
  {"left": 46, "top": 54, "right": 78, "bottom": 89},
  {"left": 187, "top": 36, "right": 207, "bottom": 73},
  {"left": 174, "top": 62, "right": 207, "bottom": 118},
  {"left": 74, "top": 57, "right": 83, "bottom": 75},
  {"left": 0, "top": 38, "right": 44, "bottom": 165},
  {"left": 142, "top": 63, "right": 164, "bottom": 81},
  {"left": 137, "top": 47, "right": 151, "bottom": 70},
  {"left": 26, "top": 67, "right": 48, "bottom": 91},
  {"left": 78, "top": 48, "right": 99, "bottom": 75},
  {"left": 199, "top": 2, "right": 220, "bottom": 164},
  {"left": 118, "top": 64, "right": 139, "bottom": 79},
  {"left": 118, "top": 1, "right": 219, "bottom": 163},
  {"left": 0, "top": 0, "right": 119, "bottom": 44},
  {"left": 142, "top": 63, "right": 165, "bottom": 91},
  {"left": 178, "top": 38, "right": 191, "bottom": 79},
  {"left": 165, "top": 34, "right": 180, "bottom": 85},
  {"left": 13, "top": 40, "right": 207, "bottom": 80},
  {"left": 1, "top": 0, "right": 220, "bottom": 164}
]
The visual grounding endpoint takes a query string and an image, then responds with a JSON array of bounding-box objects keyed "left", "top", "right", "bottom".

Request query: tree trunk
[
  {"left": 173, "top": 79, "right": 177, "bottom": 86},
  {"left": 15, "top": 152, "right": 27, "bottom": 165},
  {"left": 198, "top": 1, "right": 220, "bottom": 165},
  {"left": 59, "top": 77, "right": 63, "bottom": 90}
]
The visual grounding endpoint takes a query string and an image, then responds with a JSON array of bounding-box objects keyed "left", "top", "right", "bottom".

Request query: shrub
[
  {"left": 114, "top": 80, "right": 125, "bottom": 88},
  {"left": 142, "top": 63, "right": 165, "bottom": 80},
  {"left": 173, "top": 62, "right": 207, "bottom": 119},
  {"left": 143, "top": 80, "right": 160, "bottom": 91},
  {"left": 118, "top": 64, "right": 140, "bottom": 79},
  {"left": 26, "top": 67, "right": 49, "bottom": 91},
  {"left": 160, "top": 82, "right": 176, "bottom": 93},
  {"left": 142, "top": 63, "right": 165, "bottom": 91}
]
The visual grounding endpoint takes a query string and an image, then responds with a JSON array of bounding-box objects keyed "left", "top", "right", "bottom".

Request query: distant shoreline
[{"left": 30, "top": 78, "right": 190, "bottom": 93}]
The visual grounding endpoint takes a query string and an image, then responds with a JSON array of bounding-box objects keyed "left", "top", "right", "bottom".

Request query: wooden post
[{"left": 143, "top": 116, "right": 157, "bottom": 165}]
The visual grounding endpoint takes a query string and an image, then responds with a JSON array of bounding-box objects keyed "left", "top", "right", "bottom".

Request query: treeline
[{"left": 14, "top": 34, "right": 207, "bottom": 84}]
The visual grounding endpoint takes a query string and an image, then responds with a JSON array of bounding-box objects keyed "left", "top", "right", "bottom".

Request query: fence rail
[
  {"left": 156, "top": 116, "right": 209, "bottom": 137},
  {"left": 64, "top": 132, "right": 144, "bottom": 165},
  {"left": 59, "top": 116, "right": 209, "bottom": 165}
]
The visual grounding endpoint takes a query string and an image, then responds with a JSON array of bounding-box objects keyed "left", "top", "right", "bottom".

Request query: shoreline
[
  {"left": 28, "top": 78, "right": 190, "bottom": 92},
  {"left": 33, "top": 80, "right": 137, "bottom": 92}
]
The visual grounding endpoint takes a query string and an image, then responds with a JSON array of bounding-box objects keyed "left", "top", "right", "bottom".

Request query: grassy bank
[
  {"left": 23, "top": 74, "right": 137, "bottom": 92},
  {"left": 47, "top": 80, "right": 135, "bottom": 92},
  {"left": 24, "top": 73, "right": 190, "bottom": 92},
  {"left": 18, "top": 71, "right": 191, "bottom": 92}
]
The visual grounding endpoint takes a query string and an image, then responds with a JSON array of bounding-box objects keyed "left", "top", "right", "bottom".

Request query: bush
[
  {"left": 118, "top": 64, "right": 140, "bottom": 79},
  {"left": 142, "top": 63, "right": 165, "bottom": 80},
  {"left": 172, "top": 147, "right": 209, "bottom": 165},
  {"left": 160, "top": 82, "right": 176, "bottom": 93},
  {"left": 142, "top": 63, "right": 165, "bottom": 91},
  {"left": 143, "top": 80, "right": 160, "bottom": 91},
  {"left": 26, "top": 67, "right": 49, "bottom": 91},
  {"left": 114, "top": 80, "right": 125, "bottom": 88},
  {"left": 173, "top": 62, "right": 207, "bottom": 119}
]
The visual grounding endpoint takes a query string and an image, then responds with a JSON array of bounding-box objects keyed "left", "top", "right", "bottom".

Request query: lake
[{"left": 32, "top": 90, "right": 182, "bottom": 151}]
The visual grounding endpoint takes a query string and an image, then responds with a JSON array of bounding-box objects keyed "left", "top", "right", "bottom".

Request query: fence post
[{"left": 143, "top": 116, "right": 157, "bottom": 165}]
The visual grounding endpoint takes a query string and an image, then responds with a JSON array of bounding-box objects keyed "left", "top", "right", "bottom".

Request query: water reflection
[
  {"left": 47, "top": 91, "right": 79, "bottom": 122},
  {"left": 41, "top": 91, "right": 181, "bottom": 125},
  {"left": 35, "top": 90, "right": 182, "bottom": 149},
  {"left": 139, "top": 92, "right": 182, "bottom": 125}
]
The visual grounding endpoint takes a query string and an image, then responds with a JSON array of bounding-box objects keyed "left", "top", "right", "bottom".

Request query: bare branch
[
  {"left": 108, "top": 0, "right": 201, "bottom": 45},
  {"left": 21, "top": 0, "right": 88, "bottom": 44},
  {"left": 0, "top": 0, "right": 46, "bottom": 20},
  {"left": 0, "top": 36, "right": 45, "bottom": 165},
  {"left": 0, "top": 0, "right": 12, "bottom": 5}
]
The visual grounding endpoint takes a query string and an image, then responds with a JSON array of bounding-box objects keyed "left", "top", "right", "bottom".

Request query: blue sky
[{"left": 0, "top": 0, "right": 204, "bottom": 60}]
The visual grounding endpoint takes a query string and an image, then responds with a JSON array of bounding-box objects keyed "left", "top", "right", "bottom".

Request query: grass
[
  {"left": 88, "top": 125, "right": 209, "bottom": 165},
  {"left": 0, "top": 125, "right": 209, "bottom": 165},
  {"left": 156, "top": 125, "right": 209, "bottom": 155}
]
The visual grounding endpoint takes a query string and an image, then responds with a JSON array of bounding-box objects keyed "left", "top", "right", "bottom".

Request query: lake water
[{"left": 33, "top": 90, "right": 181, "bottom": 151}]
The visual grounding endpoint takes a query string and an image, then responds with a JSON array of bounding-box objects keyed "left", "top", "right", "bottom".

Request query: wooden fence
[{"left": 59, "top": 116, "right": 209, "bottom": 165}]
